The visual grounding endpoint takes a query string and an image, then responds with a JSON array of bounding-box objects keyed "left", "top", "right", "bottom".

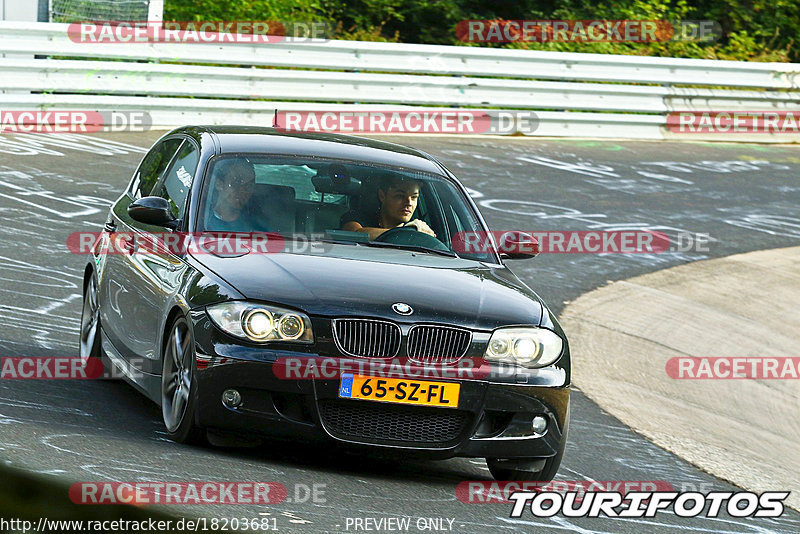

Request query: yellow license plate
[{"left": 338, "top": 374, "right": 460, "bottom": 408}]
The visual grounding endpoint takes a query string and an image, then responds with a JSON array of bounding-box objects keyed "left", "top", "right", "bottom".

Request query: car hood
[{"left": 191, "top": 245, "right": 543, "bottom": 330}]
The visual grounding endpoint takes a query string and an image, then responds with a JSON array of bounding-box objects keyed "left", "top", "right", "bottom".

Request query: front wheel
[
  {"left": 161, "top": 315, "right": 205, "bottom": 444},
  {"left": 79, "top": 273, "right": 115, "bottom": 378}
]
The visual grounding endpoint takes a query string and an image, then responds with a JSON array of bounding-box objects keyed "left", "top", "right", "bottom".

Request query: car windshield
[{"left": 197, "top": 155, "right": 495, "bottom": 262}]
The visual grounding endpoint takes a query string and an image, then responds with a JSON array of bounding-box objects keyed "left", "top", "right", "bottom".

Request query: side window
[
  {"left": 131, "top": 138, "right": 182, "bottom": 198},
  {"left": 153, "top": 141, "right": 199, "bottom": 219}
]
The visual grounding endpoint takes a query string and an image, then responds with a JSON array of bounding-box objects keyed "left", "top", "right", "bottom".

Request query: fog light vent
[
  {"left": 222, "top": 388, "right": 242, "bottom": 408},
  {"left": 532, "top": 415, "right": 548, "bottom": 434}
]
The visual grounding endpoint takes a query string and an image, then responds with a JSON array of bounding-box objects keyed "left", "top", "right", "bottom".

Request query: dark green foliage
[{"left": 162, "top": 0, "right": 796, "bottom": 61}]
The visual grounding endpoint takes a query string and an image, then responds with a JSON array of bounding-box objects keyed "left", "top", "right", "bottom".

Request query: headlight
[
  {"left": 206, "top": 302, "right": 313, "bottom": 343},
  {"left": 484, "top": 327, "right": 563, "bottom": 368}
]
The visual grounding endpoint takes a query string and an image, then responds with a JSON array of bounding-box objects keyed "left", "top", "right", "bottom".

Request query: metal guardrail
[{"left": 1, "top": 21, "right": 800, "bottom": 140}]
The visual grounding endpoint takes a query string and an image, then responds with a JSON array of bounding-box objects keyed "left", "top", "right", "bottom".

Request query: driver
[
  {"left": 206, "top": 158, "right": 270, "bottom": 233},
  {"left": 341, "top": 176, "right": 436, "bottom": 240}
]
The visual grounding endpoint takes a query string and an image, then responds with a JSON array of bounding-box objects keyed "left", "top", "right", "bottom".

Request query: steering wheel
[{"left": 373, "top": 225, "right": 451, "bottom": 252}]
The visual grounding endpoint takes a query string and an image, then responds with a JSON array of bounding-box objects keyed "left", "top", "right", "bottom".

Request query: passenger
[
  {"left": 206, "top": 158, "right": 270, "bottom": 233},
  {"left": 341, "top": 176, "right": 435, "bottom": 240}
]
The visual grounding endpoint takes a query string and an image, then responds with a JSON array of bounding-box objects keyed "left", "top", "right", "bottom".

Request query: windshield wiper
[
  {"left": 312, "top": 238, "right": 460, "bottom": 258},
  {"left": 364, "top": 241, "right": 459, "bottom": 258},
  {"left": 315, "top": 238, "right": 359, "bottom": 246}
]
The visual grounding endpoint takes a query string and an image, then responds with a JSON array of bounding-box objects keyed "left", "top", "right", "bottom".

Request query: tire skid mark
[{"left": 0, "top": 398, "right": 93, "bottom": 417}]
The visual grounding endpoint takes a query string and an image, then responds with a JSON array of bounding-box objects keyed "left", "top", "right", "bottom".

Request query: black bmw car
[{"left": 80, "top": 126, "right": 570, "bottom": 481}]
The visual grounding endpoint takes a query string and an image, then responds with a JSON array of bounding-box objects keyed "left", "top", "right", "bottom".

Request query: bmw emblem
[{"left": 392, "top": 302, "right": 413, "bottom": 315}]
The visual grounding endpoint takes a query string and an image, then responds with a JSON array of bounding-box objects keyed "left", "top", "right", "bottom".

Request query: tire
[
  {"left": 486, "top": 409, "right": 569, "bottom": 482},
  {"left": 487, "top": 443, "right": 565, "bottom": 482},
  {"left": 79, "top": 273, "right": 113, "bottom": 378},
  {"left": 161, "top": 315, "right": 206, "bottom": 444}
]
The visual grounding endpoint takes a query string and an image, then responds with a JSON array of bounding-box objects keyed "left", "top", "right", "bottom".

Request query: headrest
[{"left": 252, "top": 183, "right": 295, "bottom": 202}]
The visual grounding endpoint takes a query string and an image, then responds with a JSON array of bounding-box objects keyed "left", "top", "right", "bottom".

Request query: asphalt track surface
[{"left": 1, "top": 131, "right": 799, "bottom": 533}]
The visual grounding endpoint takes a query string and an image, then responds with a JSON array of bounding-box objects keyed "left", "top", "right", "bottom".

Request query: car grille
[
  {"left": 407, "top": 325, "right": 472, "bottom": 364},
  {"left": 318, "top": 400, "right": 469, "bottom": 445},
  {"left": 332, "top": 318, "right": 401, "bottom": 358}
]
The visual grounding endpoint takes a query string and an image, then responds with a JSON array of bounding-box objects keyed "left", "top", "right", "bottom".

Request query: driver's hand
[{"left": 404, "top": 219, "right": 436, "bottom": 237}]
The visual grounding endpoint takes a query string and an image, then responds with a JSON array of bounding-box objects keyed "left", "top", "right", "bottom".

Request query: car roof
[{"left": 171, "top": 125, "right": 447, "bottom": 175}]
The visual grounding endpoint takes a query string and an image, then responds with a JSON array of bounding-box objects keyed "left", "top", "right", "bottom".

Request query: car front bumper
[{"left": 190, "top": 311, "right": 570, "bottom": 461}]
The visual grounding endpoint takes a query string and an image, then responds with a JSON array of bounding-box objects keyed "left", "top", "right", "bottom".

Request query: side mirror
[
  {"left": 128, "top": 196, "right": 179, "bottom": 228},
  {"left": 497, "top": 231, "right": 539, "bottom": 260}
]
